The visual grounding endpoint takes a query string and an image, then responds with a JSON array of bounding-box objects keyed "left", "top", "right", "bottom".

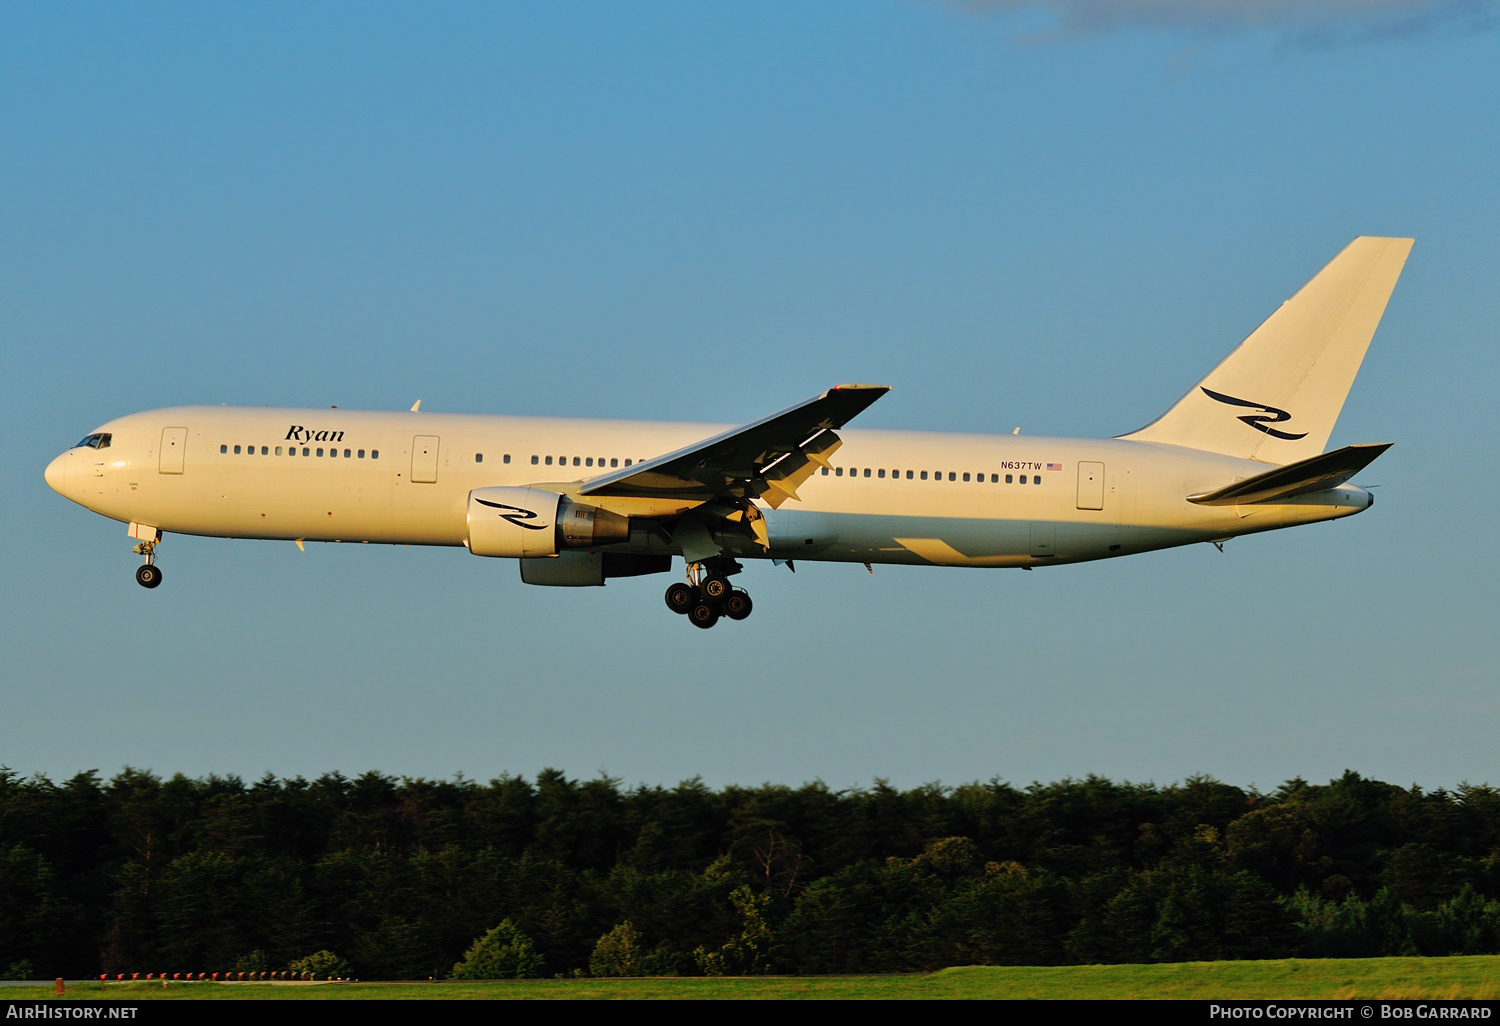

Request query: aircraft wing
[
  {"left": 579, "top": 384, "right": 889, "bottom": 507},
  {"left": 1187, "top": 442, "right": 1391, "bottom": 506}
]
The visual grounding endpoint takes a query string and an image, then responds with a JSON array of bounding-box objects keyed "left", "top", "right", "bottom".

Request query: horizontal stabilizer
[{"left": 1187, "top": 443, "right": 1391, "bottom": 506}]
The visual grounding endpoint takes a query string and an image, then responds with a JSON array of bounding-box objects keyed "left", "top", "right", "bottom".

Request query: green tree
[
  {"left": 1283, "top": 889, "right": 1379, "bottom": 958},
  {"left": 288, "top": 949, "right": 351, "bottom": 979},
  {"left": 922, "top": 861, "right": 1068, "bottom": 966},
  {"left": 449, "top": 920, "right": 545, "bottom": 979},
  {"left": 1068, "top": 864, "right": 1299, "bottom": 963},
  {"left": 0, "top": 845, "right": 73, "bottom": 977},
  {"left": 694, "top": 885, "right": 773, "bottom": 975},
  {"left": 587, "top": 920, "right": 679, "bottom": 977},
  {"left": 1434, "top": 885, "right": 1500, "bottom": 955}
]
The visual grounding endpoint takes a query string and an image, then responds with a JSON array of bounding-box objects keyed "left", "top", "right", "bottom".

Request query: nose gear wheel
[{"left": 132, "top": 539, "right": 162, "bottom": 589}]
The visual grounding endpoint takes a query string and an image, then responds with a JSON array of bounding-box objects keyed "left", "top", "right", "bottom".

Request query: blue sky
[{"left": 2, "top": 2, "right": 1497, "bottom": 792}]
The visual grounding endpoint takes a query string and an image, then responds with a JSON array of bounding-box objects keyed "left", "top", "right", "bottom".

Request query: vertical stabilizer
[{"left": 1121, "top": 237, "right": 1412, "bottom": 464}]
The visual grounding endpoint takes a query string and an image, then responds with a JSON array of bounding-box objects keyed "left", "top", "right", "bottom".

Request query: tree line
[{"left": 3, "top": 767, "right": 1500, "bottom": 979}]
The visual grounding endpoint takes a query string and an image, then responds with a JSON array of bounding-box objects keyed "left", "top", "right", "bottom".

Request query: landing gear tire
[
  {"left": 723, "top": 590, "right": 753, "bottom": 621},
  {"left": 700, "top": 575, "right": 732, "bottom": 604},
  {"left": 665, "top": 582, "right": 697, "bottom": 614},
  {"left": 135, "top": 564, "right": 163, "bottom": 589},
  {"left": 688, "top": 602, "right": 720, "bottom": 629}
]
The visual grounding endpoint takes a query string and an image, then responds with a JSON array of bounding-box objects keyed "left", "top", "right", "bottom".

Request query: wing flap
[
  {"left": 1186, "top": 443, "right": 1391, "bottom": 506},
  {"left": 580, "top": 384, "right": 888, "bottom": 502}
]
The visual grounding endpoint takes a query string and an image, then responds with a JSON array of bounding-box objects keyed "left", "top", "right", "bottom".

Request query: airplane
[{"left": 45, "top": 236, "right": 1412, "bottom": 629}]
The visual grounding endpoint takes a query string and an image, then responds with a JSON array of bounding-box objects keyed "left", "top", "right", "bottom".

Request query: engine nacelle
[{"left": 467, "top": 487, "right": 629, "bottom": 558}]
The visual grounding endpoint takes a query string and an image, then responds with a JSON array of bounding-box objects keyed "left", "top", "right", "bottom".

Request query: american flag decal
[{"left": 1046, "top": 463, "right": 1062, "bottom": 472}]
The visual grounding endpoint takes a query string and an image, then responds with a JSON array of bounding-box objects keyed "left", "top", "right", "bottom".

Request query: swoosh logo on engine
[{"left": 474, "top": 497, "right": 548, "bottom": 530}]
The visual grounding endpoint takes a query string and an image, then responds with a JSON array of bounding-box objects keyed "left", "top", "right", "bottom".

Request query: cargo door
[
  {"left": 412, "top": 435, "right": 440, "bottom": 483},
  {"left": 159, "top": 427, "right": 187, "bottom": 475},
  {"left": 1077, "top": 461, "right": 1105, "bottom": 510}
]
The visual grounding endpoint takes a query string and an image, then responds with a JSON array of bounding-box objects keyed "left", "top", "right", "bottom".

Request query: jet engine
[{"left": 467, "top": 486, "right": 629, "bottom": 558}]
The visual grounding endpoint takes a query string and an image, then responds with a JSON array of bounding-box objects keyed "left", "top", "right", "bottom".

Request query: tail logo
[
  {"left": 474, "top": 496, "right": 548, "bottom": 530},
  {"left": 1200, "top": 387, "right": 1308, "bottom": 441}
]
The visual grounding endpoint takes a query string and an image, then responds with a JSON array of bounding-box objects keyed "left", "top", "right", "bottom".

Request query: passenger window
[
  {"left": 990, "top": 473, "right": 997, "bottom": 482},
  {"left": 234, "top": 445, "right": 241, "bottom": 454},
  {"left": 1034, "top": 476, "right": 1042, "bottom": 485},
  {"left": 948, "top": 472, "right": 956, "bottom": 481},
  {"left": 504, "top": 454, "right": 511, "bottom": 464},
  {"left": 1019, "top": 475, "right": 1027, "bottom": 484},
  {"left": 319, "top": 448, "right": 326, "bottom": 457},
  {"left": 610, "top": 458, "right": 618, "bottom": 467},
  {"left": 221, "top": 444, "right": 228, "bottom": 453},
  {"left": 906, "top": 470, "right": 913, "bottom": 479},
  {"left": 835, "top": 467, "right": 843, "bottom": 477},
  {"left": 920, "top": 471, "right": 927, "bottom": 480},
  {"left": 342, "top": 449, "right": 349, "bottom": 458},
  {"left": 878, "top": 469, "right": 886, "bottom": 479},
  {"left": 585, "top": 457, "right": 593, "bottom": 466},
  {"left": 476, "top": 453, "right": 483, "bottom": 463},
  {"left": 821, "top": 467, "right": 829, "bottom": 476},
  {"left": 624, "top": 459, "right": 632, "bottom": 466},
  {"left": 545, "top": 456, "right": 553, "bottom": 465},
  {"left": 372, "top": 450, "right": 379, "bottom": 459},
  {"left": 962, "top": 472, "right": 969, "bottom": 481},
  {"left": 356, "top": 449, "right": 363, "bottom": 458},
  {"left": 573, "top": 457, "right": 580, "bottom": 466},
  {"left": 864, "top": 468, "right": 871, "bottom": 478},
  {"left": 276, "top": 447, "right": 283, "bottom": 456},
  {"left": 531, "top": 455, "right": 539, "bottom": 465},
  {"left": 1006, "top": 474, "right": 1013, "bottom": 484}
]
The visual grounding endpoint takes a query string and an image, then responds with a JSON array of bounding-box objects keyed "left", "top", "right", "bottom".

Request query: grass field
[{"left": 7, "top": 957, "right": 1500, "bottom": 1000}]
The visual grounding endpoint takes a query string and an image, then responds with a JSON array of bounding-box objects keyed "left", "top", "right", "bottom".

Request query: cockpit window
[{"left": 73, "top": 433, "right": 112, "bottom": 450}]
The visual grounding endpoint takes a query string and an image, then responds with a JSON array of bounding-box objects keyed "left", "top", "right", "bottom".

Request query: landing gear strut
[
  {"left": 133, "top": 539, "right": 162, "bottom": 589},
  {"left": 664, "top": 557, "right": 752, "bottom": 628}
]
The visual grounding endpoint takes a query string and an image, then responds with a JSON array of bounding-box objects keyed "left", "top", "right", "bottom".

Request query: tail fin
[{"left": 1121, "top": 237, "right": 1413, "bottom": 464}]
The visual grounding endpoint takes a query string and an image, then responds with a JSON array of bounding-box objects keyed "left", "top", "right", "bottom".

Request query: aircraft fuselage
[{"left": 45, "top": 404, "right": 1372, "bottom": 571}]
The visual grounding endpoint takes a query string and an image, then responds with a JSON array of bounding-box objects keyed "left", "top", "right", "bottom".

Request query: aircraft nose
[{"left": 44, "top": 452, "right": 70, "bottom": 495}]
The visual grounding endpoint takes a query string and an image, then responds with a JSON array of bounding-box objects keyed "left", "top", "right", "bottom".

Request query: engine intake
[{"left": 467, "top": 487, "right": 629, "bottom": 558}]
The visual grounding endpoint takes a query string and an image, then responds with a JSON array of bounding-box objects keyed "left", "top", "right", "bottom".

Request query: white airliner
[{"left": 46, "top": 237, "right": 1411, "bottom": 628}]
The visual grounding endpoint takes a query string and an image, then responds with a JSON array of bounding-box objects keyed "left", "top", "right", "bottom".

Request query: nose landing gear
[
  {"left": 133, "top": 539, "right": 162, "bottom": 589},
  {"left": 665, "top": 558, "right": 751, "bottom": 629}
]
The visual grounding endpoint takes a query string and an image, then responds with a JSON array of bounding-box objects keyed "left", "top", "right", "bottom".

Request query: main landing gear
[
  {"left": 664, "top": 558, "right": 752, "bottom": 629},
  {"left": 133, "top": 539, "right": 162, "bottom": 589}
]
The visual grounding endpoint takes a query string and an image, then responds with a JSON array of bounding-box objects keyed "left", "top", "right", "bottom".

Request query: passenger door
[
  {"left": 1076, "top": 461, "right": 1105, "bottom": 510},
  {"left": 411, "top": 435, "right": 440, "bottom": 484},
  {"left": 159, "top": 427, "right": 187, "bottom": 475}
]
